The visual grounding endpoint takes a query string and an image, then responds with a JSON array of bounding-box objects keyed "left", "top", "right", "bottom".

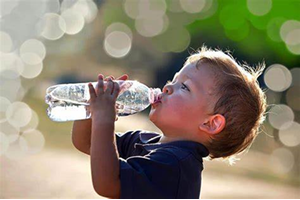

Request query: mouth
[
  {"left": 151, "top": 101, "right": 161, "bottom": 109},
  {"left": 152, "top": 94, "right": 162, "bottom": 105},
  {"left": 151, "top": 98, "right": 162, "bottom": 109}
]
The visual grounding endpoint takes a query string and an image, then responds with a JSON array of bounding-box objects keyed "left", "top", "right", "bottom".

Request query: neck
[
  {"left": 158, "top": 129, "right": 210, "bottom": 146},
  {"left": 159, "top": 135, "right": 187, "bottom": 144}
]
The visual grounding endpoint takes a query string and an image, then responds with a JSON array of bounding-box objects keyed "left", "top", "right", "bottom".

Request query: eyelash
[{"left": 167, "top": 80, "right": 189, "bottom": 91}]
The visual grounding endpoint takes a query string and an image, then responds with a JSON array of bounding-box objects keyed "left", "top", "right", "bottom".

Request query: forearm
[
  {"left": 71, "top": 119, "right": 92, "bottom": 154},
  {"left": 90, "top": 119, "right": 120, "bottom": 198}
]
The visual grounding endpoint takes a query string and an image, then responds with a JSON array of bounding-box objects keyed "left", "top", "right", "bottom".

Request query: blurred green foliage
[{"left": 100, "top": 0, "right": 300, "bottom": 68}]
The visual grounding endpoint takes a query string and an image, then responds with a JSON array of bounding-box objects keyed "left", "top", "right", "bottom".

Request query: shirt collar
[{"left": 136, "top": 132, "right": 210, "bottom": 159}]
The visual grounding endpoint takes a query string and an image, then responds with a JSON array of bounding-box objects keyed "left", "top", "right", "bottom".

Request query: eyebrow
[{"left": 173, "top": 73, "right": 196, "bottom": 90}]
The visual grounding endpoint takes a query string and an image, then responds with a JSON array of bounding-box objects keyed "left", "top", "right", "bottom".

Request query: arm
[
  {"left": 71, "top": 119, "right": 91, "bottom": 155},
  {"left": 88, "top": 75, "right": 121, "bottom": 198},
  {"left": 71, "top": 74, "right": 128, "bottom": 155},
  {"left": 91, "top": 117, "right": 120, "bottom": 198}
]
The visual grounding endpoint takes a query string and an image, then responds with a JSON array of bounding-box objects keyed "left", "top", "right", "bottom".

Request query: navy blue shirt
[{"left": 116, "top": 130, "right": 209, "bottom": 199}]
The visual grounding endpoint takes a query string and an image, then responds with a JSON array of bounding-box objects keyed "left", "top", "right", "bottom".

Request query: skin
[
  {"left": 149, "top": 62, "right": 226, "bottom": 146},
  {"left": 71, "top": 62, "right": 226, "bottom": 198},
  {"left": 88, "top": 74, "right": 121, "bottom": 198}
]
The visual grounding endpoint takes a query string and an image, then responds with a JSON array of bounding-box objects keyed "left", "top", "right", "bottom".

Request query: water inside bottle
[{"left": 45, "top": 81, "right": 158, "bottom": 121}]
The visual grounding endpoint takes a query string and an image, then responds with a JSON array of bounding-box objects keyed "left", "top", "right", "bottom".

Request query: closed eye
[
  {"left": 166, "top": 80, "right": 190, "bottom": 91},
  {"left": 181, "top": 83, "right": 190, "bottom": 91}
]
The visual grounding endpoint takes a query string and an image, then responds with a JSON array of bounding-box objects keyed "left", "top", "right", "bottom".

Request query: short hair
[{"left": 185, "top": 46, "right": 267, "bottom": 164}]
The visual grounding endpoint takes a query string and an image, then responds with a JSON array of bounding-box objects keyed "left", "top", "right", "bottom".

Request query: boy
[{"left": 71, "top": 46, "right": 267, "bottom": 198}]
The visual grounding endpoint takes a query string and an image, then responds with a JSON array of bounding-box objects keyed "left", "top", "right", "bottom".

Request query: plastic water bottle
[{"left": 45, "top": 80, "right": 161, "bottom": 122}]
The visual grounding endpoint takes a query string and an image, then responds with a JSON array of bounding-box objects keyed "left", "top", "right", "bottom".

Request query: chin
[{"left": 149, "top": 108, "right": 161, "bottom": 125}]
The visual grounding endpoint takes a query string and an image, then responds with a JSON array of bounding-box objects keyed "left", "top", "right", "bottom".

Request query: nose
[{"left": 162, "top": 84, "right": 173, "bottom": 95}]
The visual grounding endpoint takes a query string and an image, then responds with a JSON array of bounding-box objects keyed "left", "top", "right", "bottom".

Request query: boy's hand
[{"left": 88, "top": 74, "right": 121, "bottom": 124}]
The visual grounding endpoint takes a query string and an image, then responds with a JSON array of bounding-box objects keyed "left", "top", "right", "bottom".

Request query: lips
[
  {"left": 153, "top": 94, "right": 162, "bottom": 104},
  {"left": 151, "top": 94, "right": 162, "bottom": 109}
]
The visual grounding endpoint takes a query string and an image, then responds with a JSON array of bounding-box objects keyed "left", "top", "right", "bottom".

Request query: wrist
[{"left": 92, "top": 113, "right": 116, "bottom": 124}]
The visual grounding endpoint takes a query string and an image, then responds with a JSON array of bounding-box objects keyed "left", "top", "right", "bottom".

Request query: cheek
[
  {"left": 168, "top": 97, "right": 203, "bottom": 119},
  {"left": 164, "top": 96, "right": 191, "bottom": 116}
]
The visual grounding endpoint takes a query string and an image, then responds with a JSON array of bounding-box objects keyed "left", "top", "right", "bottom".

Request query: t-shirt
[{"left": 116, "top": 130, "right": 209, "bottom": 199}]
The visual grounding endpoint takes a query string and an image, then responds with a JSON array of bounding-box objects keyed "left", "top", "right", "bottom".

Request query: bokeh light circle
[
  {"left": 268, "top": 104, "right": 294, "bottom": 130},
  {"left": 61, "top": 9, "right": 85, "bottom": 35},
  {"left": 247, "top": 0, "right": 272, "bottom": 16},
  {"left": 280, "top": 20, "right": 300, "bottom": 43},
  {"left": 135, "top": 16, "right": 165, "bottom": 37},
  {"left": 104, "top": 31, "right": 132, "bottom": 58},
  {"left": 285, "top": 29, "right": 300, "bottom": 45},
  {"left": 264, "top": 64, "right": 292, "bottom": 92},
  {"left": 6, "top": 102, "right": 32, "bottom": 128},
  {"left": 20, "top": 39, "right": 46, "bottom": 62},
  {"left": 0, "top": 122, "right": 20, "bottom": 144},
  {"left": 20, "top": 110, "right": 39, "bottom": 132},
  {"left": 20, "top": 52, "right": 42, "bottom": 65},
  {"left": 20, "top": 39, "right": 46, "bottom": 66},
  {"left": 41, "top": 13, "right": 66, "bottom": 40},
  {"left": 72, "top": 0, "right": 98, "bottom": 23},
  {"left": 0, "top": 0, "right": 18, "bottom": 18},
  {"left": 5, "top": 136, "right": 26, "bottom": 160},
  {"left": 0, "top": 31, "right": 13, "bottom": 53},
  {"left": 180, "top": 0, "right": 206, "bottom": 14},
  {"left": 60, "top": 0, "right": 78, "bottom": 13},
  {"left": 279, "top": 122, "right": 300, "bottom": 147},
  {"left": 270, "top": 148, "right": 294, "bottom": 174},
  {"left": 0, "top": 53, "right": 24, "bottom": 79},
  {"left": 123, "top": 0, "right": 140, "bottom": 19},
  {"left": 19, "top": 129, "right": 45, "bottom": 155},
  {"left": 105, "top": 23, "right": 133, "bottom": 39},
  {"left": 21, "top": 62, "right": 43, "bottom": 79}
]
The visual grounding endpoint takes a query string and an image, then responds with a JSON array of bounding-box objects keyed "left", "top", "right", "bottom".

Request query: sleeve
[
  {"left": 115, "top": 130, "right": 141, "bottom": 158},
  {"left": 119, "top": 149, "right": 180, "bottom": 199}
]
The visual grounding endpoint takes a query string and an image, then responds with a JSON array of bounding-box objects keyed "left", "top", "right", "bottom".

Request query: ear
[{"left": 199, "top": 114, "right": 226, "bottom": 135}]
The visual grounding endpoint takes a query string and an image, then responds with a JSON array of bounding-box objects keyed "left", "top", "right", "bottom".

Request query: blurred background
[{"left": 0, "top": 0, "right": 299, "bottom": 198}]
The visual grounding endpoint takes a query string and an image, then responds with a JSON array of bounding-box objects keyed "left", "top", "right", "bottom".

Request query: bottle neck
[{"left": 150, "top": 88, "right": 162, "bottom": 104}]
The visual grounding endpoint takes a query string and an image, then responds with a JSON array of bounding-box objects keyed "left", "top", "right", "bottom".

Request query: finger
[
  {"left": 97, "top": 74, "right": 104, "bottom": 94},
  {"left": 112, "top": 82, "right": 120, "bottom": 99},
  {"left": 105, "top": 78, "right": 114, "bottom": 95},
  {"left": 88, "top": 83, "right": 97, "bottom": 100},
  {"left": 117, "top": 74, "right": 128, "bottom": 81},
  {"left": 110, "top": 75, "right": 115, "bottom": 80}
]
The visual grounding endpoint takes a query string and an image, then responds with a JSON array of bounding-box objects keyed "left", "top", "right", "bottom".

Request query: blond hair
[{"left": 185, "top": 46, "right": 267, "bottom": 164}]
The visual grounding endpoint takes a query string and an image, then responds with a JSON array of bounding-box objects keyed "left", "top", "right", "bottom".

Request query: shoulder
[
  {"left": 157, "top": 146, "right": 195, "bottom": 161},
  {"left": 153, "top": 145, "right": 204, "bottom": 171}
]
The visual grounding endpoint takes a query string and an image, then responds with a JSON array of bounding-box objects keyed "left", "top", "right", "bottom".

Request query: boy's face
[{"left": 149, "top": 62, "right": 216, "bottom": 138}]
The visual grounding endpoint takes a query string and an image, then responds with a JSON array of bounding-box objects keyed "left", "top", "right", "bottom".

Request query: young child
[{"left": 71, "top": 46, "right": 267, "bottom": 198}]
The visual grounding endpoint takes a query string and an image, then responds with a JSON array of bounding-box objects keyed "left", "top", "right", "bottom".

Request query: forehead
[
  {"left": 179, "top": 62, "right": 198, "bottom": 74},
  {"left": 177, "top": 62, "right": 215, "bottom": 93}
]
